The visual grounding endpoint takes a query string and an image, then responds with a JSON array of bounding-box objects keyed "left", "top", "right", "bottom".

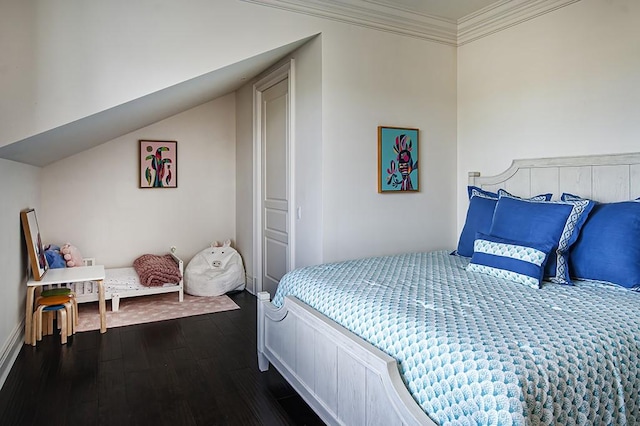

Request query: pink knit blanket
[{"left": 133, "top": 254, "right": 182, "bottom": 287}]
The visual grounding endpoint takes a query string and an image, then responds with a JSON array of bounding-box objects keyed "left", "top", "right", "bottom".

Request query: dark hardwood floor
[{"left": 0, "top": 291, "right": 325, "bottom": 426}]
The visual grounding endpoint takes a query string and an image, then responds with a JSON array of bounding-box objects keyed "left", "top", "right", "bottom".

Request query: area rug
[{"left": 75, "top": 293, "right": 240, "bottom": 332}]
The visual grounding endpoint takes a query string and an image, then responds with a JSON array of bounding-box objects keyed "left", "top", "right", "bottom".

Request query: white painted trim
[
  {"left": 253, "top": 60, "right": 296, "bottom": 294},
  {"left": 252, "top": 82, "right": 261, "bottom": 295},
  {"left": 288, "top": 61, "right": 297, "bottom": 272},
  {"left": 457, "top": 0, "right": 581, "bottom": 45},
  {"left": 241, "top": 0, "right": 581, "bottom": 46},
  {"left": 242, "top": 0, "right": 457, "bottom": 45},
  {"left": 245, "top": 274, "right": 256, "bottom": 295},
  {"left": 0, "top": 319, "right": 25, "bottom": 391}
]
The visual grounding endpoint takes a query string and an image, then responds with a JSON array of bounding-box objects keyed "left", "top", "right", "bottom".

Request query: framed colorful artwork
[
  {"left": 139, "top": 140, "right": 177, "bottom": 188},
  {"left": 20, "top": 208, "right": 48, "bottom": 280},
  {"left": 378, "top": 126, "right": 419, "bottom": 193}
]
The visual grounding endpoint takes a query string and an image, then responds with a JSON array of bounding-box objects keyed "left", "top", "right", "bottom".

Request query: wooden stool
[
  {"left": 31, "top": 295, "right": 75, "bottom": 346},
  {"left": 32, "top": 305, "right": 68, "bottom": 345},
  {"left": 41, "top": 288, "right": 72, "bottom": 297},
  {"left": 39, "top": 288, "right": 78, "bottom": 328},
  {"left": 36, "top": 294, "right": 75, "bottom": 333}
]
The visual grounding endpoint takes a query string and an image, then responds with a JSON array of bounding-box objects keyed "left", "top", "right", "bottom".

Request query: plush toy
[
  {"left": 44, "top": 244, "right": 66, "bottom": 269},
  {"left": 184, "top": 239, "right": 245, "bottom": 296},
  {"left": 60, "top": 243, "right": 83, "bottom": 267}
]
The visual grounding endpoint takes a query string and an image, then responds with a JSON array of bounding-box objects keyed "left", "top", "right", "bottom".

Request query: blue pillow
[
  {"left": 456, "top": 189, "right": 498, "bottom": 257},
  {"left": 567, "top": 200, "right": 640, "bottom": 289},
  {"left": 44, "top": 245, "right": 66, "bottom": 269},
  {"left": 467, "top": 233, "right": 553, "bottom": 289},
  {"left": 455, "top": 187, "right": 552, "bottom": 257},
  {"left": 489, "top": 195, "right": 594, "bottom": 284}
]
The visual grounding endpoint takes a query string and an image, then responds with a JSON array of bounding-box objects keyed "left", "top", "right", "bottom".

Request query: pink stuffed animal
[{"left": 60, "top": 243, "right": 83, "bottom": 267}]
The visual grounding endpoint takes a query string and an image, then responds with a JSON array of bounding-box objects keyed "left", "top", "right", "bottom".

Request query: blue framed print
[{"left": 378, "top": 126, "right": 419, "bottom": 193}]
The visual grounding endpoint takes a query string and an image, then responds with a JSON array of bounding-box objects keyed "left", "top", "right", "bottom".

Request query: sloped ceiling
[{"left": 0, "top": 37, "right": 313, "bottom": 167}]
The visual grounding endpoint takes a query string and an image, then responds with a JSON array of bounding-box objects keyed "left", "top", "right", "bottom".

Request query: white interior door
[{"left": 261, "top": 77, "right": 289, "bottom": 297}]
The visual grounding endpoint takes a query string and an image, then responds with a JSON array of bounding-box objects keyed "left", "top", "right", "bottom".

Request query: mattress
[
  {"left": 272, "top": 251, "right": 640, "bottom": 425},
  {"left": 105, "top": 267, "right": 178, "bottom": 293}
]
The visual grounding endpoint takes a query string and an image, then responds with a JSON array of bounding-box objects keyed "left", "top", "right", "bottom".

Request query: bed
[
  {"left": 68, "top": 252, "right": 184, "bottom": 312},
  {"left": 257, "top": 152, "right": 640, "bottom": 425}
]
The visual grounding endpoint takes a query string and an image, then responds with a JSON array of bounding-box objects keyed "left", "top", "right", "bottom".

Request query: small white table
[{"left": 25, "top": 265, "right": 106, "bottom": 345}]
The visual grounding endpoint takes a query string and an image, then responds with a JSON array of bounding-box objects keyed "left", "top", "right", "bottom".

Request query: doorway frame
[{"left": 252, "top": 59, "right": 296, "bottom": 295}]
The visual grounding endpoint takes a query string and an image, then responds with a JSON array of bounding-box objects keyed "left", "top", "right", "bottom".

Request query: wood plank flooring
[{"left": 0, "top": 291, "right": 325, "bottom": 426}]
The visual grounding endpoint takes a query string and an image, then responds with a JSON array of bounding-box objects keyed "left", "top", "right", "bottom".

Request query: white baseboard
[
  {"left": 245, "top": 274, "right": 256, "bottom": 295},
  {"left": 0, "top": 319, "right": 24, "bottom": 391}
]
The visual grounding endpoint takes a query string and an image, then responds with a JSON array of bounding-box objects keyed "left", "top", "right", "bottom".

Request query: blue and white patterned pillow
[
  {"left": 490, "top": 194, "right": 595, "bottom": 284},
  {"left": 467, "top": 186, "right": 498, "bottom": 199},
  {"left": 467, "top": 233, "right": 553, "bottom": 289}
]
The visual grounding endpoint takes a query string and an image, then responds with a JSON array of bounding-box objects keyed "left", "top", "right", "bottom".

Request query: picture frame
[
  {"left": 139, "top": 140, "right": 178, "bottom": 188},
  {"left": 20, "top": 208, "right": 48, "bottom": 280},
  {"left": 378, "top": 126, "right": 419, "bottom": 193}
]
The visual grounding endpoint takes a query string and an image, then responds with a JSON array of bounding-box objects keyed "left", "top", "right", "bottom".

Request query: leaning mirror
[{"left": 20, "top": 208, "right": 48, "bottom": 280}]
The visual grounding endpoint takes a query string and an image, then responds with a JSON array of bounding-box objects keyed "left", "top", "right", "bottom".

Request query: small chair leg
[
  {"left": 72, "top": 297, "right": 79, "bottom": 327},
  {"left": 46, "top": 311, "right": 54, "bottom": 335},
  {"left": 32, "top": 306, "right": 46, "bottom": 345},
  {"left": 31, "top": 310, "right": 38, "bottom": 347},
  {"left": 59, "top": 310, "right": 67, "bottom": 345},
  {"left": 64, "top": 302, "right": 74, "bottom": 335},
  {"left": 37, "top": 309, "right": 45, "bottom": 341},
  {"left": 38, "top": 309, "right": 49, "bottom": 341}
]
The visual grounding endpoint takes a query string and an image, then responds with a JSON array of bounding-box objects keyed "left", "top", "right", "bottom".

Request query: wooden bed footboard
[{"left": 257, "top": 292, "right": 436, "bottom": 426}]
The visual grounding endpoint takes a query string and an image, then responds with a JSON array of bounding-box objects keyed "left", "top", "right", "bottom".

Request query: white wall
[
  {"left": 0, "top": 159, "right": 40, "bottom": 387},
  {"left": 235, "top": 24, "right": 458, "bottom": 272},
  {"left": 40, "top": 96, "right": 237, "bottom": 267},
  {"left": 321, "top": 25, "right": 458, "bottom": 262},
  {"left": 457, "top": 0, "right": 640, "bottom": 228},
  {"left": 0, "top": 0, "right": 36, "bottom": 147}
]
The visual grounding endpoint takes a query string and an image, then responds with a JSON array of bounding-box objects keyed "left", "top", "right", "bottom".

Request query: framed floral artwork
[
  {"left": 378, "top": 126, "right": 419, "bottom": 193},
  {"left": 139, "top": 140, "right": 177, "bottom": 188}
]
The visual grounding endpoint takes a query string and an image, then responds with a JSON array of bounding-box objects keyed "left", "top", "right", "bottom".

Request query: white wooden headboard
[{"left": 469, "top": 152, "right": 640, "bottom": 202}]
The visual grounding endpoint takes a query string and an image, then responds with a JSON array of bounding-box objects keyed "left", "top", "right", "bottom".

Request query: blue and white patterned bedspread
[{"left": 272, "top": 251, "right": 640, "bottom": 425}]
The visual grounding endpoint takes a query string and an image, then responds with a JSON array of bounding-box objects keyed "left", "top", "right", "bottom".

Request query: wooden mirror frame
[{"left": 20, "top": 209, "right": 48, "bottom": 280}]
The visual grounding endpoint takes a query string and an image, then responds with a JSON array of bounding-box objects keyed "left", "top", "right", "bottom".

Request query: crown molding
[
  {"left": 457, "top": 0, "right": 581, "bottom": 46},
  {"left": 241, "top": 0, "right": 582, "bottom": 46},
  {"left": 241, "top": 0, "right": 458, "bottom": 46}
]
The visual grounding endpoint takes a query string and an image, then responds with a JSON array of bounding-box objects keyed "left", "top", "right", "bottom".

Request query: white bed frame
[
  {"left": 66, "top": 252, "right": 184, "bottom": 312},
  {"left": 257, "top": 152, "right": 640, "bottom": 426}
]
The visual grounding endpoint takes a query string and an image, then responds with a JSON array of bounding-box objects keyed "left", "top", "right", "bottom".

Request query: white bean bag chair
[{"left": 184, "top": 240, "right": 245, "bottom": 296}]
